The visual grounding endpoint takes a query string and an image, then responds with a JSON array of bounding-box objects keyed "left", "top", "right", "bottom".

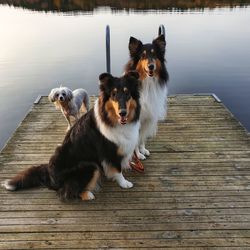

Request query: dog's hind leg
[
  {"left": 83, "top": 91, "right": 90, "bottom": 111},
  {"left": 63, "top": 113, "right": 71, "bottom": 131},
  {"left": 80, "top": 190, "right": 95, "bottom": 201},
  {"left": 57, "top": 161, "right": 101, "bottom": 201},
  {"left": 76, "top": 112, "right": 81, "bottom": 119},
  {"left": 80, "top": 169, "right": 101, "bottom": 201}
]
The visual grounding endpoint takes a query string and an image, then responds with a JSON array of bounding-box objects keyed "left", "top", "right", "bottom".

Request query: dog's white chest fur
[
  {"left": 94, "top": 101, "right": 139, "bottom": 168},
  {"left": 140, "top": 77, "right": 168, "bottom": 122}
]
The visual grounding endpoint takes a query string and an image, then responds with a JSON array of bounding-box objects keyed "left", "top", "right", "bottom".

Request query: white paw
[
  {"left": 80, "top": 191, "right": 95, "bottom": 201},
  {"left": 137, "top": 152, "right": 146, "bottom": 160},
  {"left": 119, "top": 179, "right": 134, "bottom": 189},
  {"left": 1, "top": 180, "right": 16, "bottom": 191},
  {"left": 140, "top": 147, "right": 150, "bottom": 156},
  {"left": 87, "top": 191, "right": 95, "bottom": 200}
]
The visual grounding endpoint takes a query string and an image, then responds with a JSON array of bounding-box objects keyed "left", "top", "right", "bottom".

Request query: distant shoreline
[{"left": 1, "top": 0, "right": 250, "bottom": 13}]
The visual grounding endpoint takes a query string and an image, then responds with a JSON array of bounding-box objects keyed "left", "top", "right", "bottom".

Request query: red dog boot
[{"left": 130, "top": 152, "right": 144, "bottom": 173}]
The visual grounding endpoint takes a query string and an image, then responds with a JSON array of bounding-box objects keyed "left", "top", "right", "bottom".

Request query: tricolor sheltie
[
  {"left": 2, "top": 71, "right": 141, "bottom": 201},
  {"left": 125, "top": 34, "right": 169, "bottom": 160}
]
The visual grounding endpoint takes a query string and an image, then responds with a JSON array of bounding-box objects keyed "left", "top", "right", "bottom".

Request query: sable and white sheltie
[
  {"left": 125, "top": 34, "right": 169, "bottom": 160},
  {"left": 2, "top": 71, "right": 141, "bottom": 201}
]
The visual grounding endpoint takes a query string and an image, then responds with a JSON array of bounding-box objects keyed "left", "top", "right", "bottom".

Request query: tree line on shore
[{"left": 1, "top": 0, "right": 250, "bottom": 13}]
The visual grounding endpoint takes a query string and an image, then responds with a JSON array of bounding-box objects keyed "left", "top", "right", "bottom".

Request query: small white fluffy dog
[{"left": 49, "top": 86, "right": 89, "bottom": 130}]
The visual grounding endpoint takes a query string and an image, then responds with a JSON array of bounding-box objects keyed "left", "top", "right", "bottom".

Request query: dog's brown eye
[
  {"left": 124, "top": 87, "right": 129, "bottom": 95},
  {"left": 141, "top": 50, "right": 147, "bottom": 58},
  {"left": 111, "top": 88, "right": 117, "bottom": 98},
  {"left": 56, "top": 94, "right": 59, "bottom": 97},
  {"left": 62, "top": 93, "right": 66, "bottom": 96}
]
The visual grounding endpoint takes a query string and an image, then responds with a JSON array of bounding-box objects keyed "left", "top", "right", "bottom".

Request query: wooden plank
[
  {"left": 0, "top": 230, "right": 249, "bottom": 241},
  {"left": 0, "top": 238, "right": 250, "bottom": 249},
  {"left": 1, "top": 222, "right": 250, "bottom": 233},
  {"left": 0, "top": 95, "right": 250, "bottom": 249},
  {"left": 1, "top": 207, "right": 250, "bottom": 218}
]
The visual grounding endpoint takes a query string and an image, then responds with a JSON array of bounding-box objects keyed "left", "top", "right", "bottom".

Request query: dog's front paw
[
  {"left": 135, "top": 147, "right": 147, "bottom": 160},
  {"left": 137, "top": 152, "right": 146, "bottom": 160},
  {"left": 140, "top": 147, "right": 150, "bottom": 156},
  {"left": 119, "top": 179, "right": 133, "bottom": 189},
  {"left": 113, "top": 173, "right": 134, "bottom": 189},
  {"left": 80, "top": 191, "right": 95, "bottom": 201}
]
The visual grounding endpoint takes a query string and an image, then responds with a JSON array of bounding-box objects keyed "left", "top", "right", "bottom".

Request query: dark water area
[{"left": 0, "top": 1, "right": 250, "bottom": 150}]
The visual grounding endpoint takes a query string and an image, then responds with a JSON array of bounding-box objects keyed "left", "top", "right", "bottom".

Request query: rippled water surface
[{"left": 0, "top": 3, "right": 250, "bottom": 149}]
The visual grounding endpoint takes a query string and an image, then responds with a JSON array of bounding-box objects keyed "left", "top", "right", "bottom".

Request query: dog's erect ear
[
  {"left": 99, "top": 73, "right": 113, "bottom": 92},
  {"left": 153, "top": 34, "right": 166, "bottom": 56},
  {"left": 125, "top": 70, "right": 140, "bottom": 80},
  {"left": 129, "top": 37, "right": 143, "bottom": 57},
  {"left": 48, "top": 88, "right": 57, "bottom": 102}
]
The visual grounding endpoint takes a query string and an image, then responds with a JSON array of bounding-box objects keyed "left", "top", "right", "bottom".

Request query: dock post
[
  {"left": 158, "top": 24, "right": 165, "bottom": 36},
  {"left": 106, "top": 25, "right": 111, "bottom": 73}
]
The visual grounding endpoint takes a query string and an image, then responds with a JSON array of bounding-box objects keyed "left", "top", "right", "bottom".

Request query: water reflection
[
  {"left": 0, "top": 5, "right": 250, "bottom": 151},
  {"left": 1, "top": 0, "right": 250, "bottom": 13}
]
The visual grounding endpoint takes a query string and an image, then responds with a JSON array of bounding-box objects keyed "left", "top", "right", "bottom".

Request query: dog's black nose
[
  {"left": 119, "top": 110, "right": 127, "bottom": 117},
  {"left": 148, "top": 64, "right": 154, "bottom": 71},
  {"left": 60, "top": 96, "right": 64, "bottom": 101}
]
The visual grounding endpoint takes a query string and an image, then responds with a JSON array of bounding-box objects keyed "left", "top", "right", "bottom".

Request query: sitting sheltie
[
  {"left": 125, "top": 34, "right": 169, "bottom": 160},
  {"left": 2, "top": 71, "right": 141, "bottom": 201}
]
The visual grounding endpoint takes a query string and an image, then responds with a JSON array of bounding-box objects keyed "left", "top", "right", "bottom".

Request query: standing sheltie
[
  {"left": 125, "top": 34, "right": 169, "bottom": 160},
  {"left": 2, "top": 71, "right": 141, "bottom": 201}
]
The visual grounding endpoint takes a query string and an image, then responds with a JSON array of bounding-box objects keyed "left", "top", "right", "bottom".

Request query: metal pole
[
  {"left": 158, "top": 24, "right": 165, "bottom": 37},
  {"left": 106, "top": 25, "right": 111, "bottom": 73}
]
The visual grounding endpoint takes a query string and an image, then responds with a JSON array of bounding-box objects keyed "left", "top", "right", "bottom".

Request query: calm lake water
[{"left": 0, "top": 2, "right": 250, "bottom": 150}]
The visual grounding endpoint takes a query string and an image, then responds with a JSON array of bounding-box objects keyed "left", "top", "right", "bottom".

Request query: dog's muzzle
[
  {"left": 147, "top": 64, "right": 155, "bottom": 77},
  {"left": 59, "top": 96, "right": 65, "bottom": 102},
  {"left": 119, "top": 109, "right": 128, "bottom": 125}
]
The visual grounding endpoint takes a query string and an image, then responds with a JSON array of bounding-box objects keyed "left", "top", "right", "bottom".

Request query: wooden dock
[{"left": 1, "top": 94, "right": 250, "bottom": 249}]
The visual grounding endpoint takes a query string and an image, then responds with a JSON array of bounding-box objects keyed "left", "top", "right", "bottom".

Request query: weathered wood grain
[{"left": 0, "top": 95, "right": 250, "bottom": 249}]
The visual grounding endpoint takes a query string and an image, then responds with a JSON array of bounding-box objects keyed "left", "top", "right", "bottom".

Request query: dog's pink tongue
[{"left": 149, "top": 70, "right": 154, "bottom": 77}]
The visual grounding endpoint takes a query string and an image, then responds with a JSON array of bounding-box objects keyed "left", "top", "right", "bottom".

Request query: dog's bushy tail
[{"left": 2, "top": 164, "right": 50, "bottom": 191}]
